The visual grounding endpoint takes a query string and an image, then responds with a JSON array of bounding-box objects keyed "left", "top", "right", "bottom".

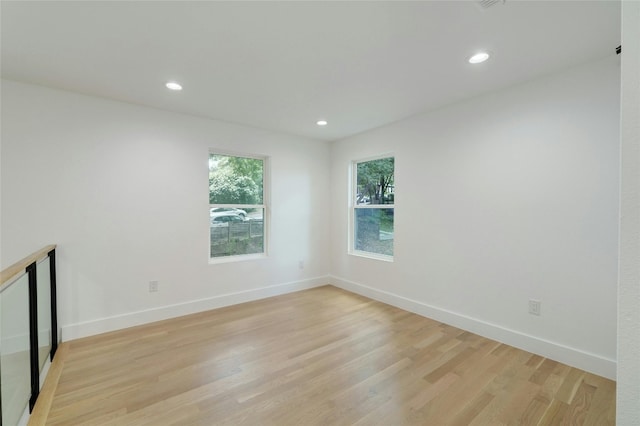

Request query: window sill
[
  {"left": 209, "top": 253, "right": 267, "bottom": 265},
  {"left": 348, "top": 250, "right": 394, "bottom": 262}
]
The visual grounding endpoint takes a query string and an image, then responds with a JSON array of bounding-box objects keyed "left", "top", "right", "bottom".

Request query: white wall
[
  {"left": 0, "top": 80, "right": 331, "bottom": 340},
  {"left": 330, "top": 57, "right": 621, "bottom": 379},
  {"left": 617, "top": 1, "right": 640, "bottom": 423}
]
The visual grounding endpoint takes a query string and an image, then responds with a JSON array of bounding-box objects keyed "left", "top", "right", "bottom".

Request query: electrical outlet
[
  {"left": 298, "top": 260, "right": 304, "bottom": 269},
  {"left": 528, "top": 299, "right": 541, "bottom": 316},
  {"left": 149, "top": 281, "right": 159, "bottom": 293}
]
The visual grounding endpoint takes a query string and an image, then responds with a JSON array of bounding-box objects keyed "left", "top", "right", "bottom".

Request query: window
[
  {"left": 209, "top": 152, "right": 266, "bottom": 260},
  {"left": 351, "top": 156, "right": 395, "bottom": 259}
]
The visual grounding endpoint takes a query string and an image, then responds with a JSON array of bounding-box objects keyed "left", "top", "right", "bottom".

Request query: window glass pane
[
  {"left": 354, "top": 208, "right": 394, "bottom": 256},
  {"left": 210, "top": 208, "right": 264, "bottom": 257},
  {"left": 1, "top": 274, "right": 31, "bottom": 426},
  {"left": 209, "top": 154, "right": 263, "bottom": 205},
  {"left": 356, "top": 157, "right": 394, "bottom": 205}
]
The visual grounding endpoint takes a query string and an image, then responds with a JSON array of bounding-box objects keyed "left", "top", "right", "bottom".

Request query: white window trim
[
  {"left": 348, "top": 154, "right": 395, "bottom": 262},
  {"left": 208, "top": 150, "right": 270, "bottom": 264}
]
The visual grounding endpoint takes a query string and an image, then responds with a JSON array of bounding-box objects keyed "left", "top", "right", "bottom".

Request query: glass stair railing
[{"left": 0, "top": 246, "right": 59, "bottom": 426}]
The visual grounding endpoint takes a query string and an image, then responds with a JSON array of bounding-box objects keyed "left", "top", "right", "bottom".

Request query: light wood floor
[{"left": 38, "top": 286, "right": 615, "bottom": 425}]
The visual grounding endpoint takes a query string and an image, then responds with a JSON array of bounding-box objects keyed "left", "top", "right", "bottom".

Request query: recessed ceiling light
[
  {"left": 165, "top": 81, "right": 183, "bottom": 91},
  {"left": 316, "top": 120, "right": 328, "bottom": 126},
  {"left": 468, "top": 52, "right": 490, "bottom": 64}
]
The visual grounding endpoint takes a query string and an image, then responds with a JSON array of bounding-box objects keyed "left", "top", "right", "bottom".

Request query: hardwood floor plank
[
  {"left": 449, "top": 391, "right": 495, "bottom": 426},
  {"left": 271, "top": 357, "right": 415, "bottom": 426},
  {"left": 519, "top": 393, "right": 552, "bottom": 426},
  {"left": 538, "top": 398, "right": 570, "bottom": 425},
  {"left": 38, "top": 285, "right": 615, "bottom": 425},
  {"left": 555, "top": 368, "right": 586, "bottom": 404},
  {"left": 530, "top": 358, "right": 559, "bottom": 385},
  {"left": 419, "top": 345, "right": 510, "bottom": 423},
  {"left": 564, "top": 380, "right": 597, "bottom": 425},
  {"left": 423, "top": 346, "right": 476, "bottom": 383}
]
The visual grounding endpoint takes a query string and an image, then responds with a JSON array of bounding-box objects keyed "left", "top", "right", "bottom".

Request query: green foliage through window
[
  {"left": 209, "top": 154, "right": 263, "bottom": 204},
  {"left": 356, "top": 157, "right": 394, "bottom": 205}
]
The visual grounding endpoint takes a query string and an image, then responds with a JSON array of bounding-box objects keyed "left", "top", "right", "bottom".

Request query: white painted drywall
[
  {"left": 330, "top": 57, "right": 621, "bottom": 378},
  {"left": 617, "top": 1, "right": 640, "bottom": 424},
  {"left": 0, "top": 80, "right": 331, "bottom": 339}
]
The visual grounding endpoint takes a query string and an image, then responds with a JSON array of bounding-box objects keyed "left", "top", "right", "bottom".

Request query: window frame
[
  {"left": 349, "top": 154, "right": 395, "bottom": 262},
  {"left": 208, "top": 150, "right": 269, "bottom": 264}
]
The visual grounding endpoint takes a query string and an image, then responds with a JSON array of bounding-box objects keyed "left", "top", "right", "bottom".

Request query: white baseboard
[
  {"left": 62, "top": 276, "right": 329, "bottom": 341},
  {"left": 329, "top": 275, "right": 616, "bottom": 380}
]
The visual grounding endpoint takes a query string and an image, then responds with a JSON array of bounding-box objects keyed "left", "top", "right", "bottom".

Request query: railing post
[
  {"left": 27, "top": 262, "right": 40, "bottom": 412},
  {"left": 49, "top": 249, "right": 58, "bottom": 359}
]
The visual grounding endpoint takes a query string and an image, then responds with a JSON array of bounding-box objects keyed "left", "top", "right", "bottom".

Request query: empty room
[{"left": 1, "top": 1, "right": 639, "bottom": 425}]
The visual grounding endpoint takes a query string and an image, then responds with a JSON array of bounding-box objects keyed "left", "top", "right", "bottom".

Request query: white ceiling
[{"left": 1, "top": 1, "right": 621, "bottom": 142}]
